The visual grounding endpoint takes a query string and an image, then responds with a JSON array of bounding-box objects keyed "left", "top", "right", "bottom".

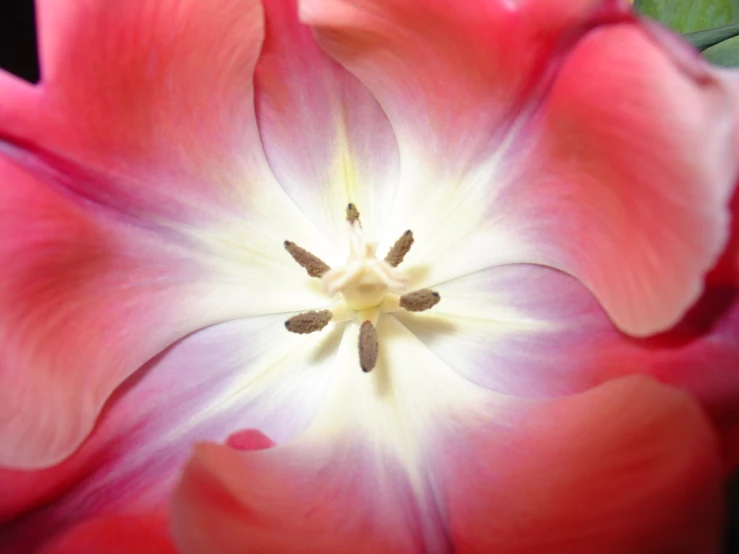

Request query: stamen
[
  {"left": 384, "top": 230, "right": 414, "bottom": 267},
  {"left": 400, "top": 289, "right": 440, "bottom": 312},
  {"left": 284, "top": 241, "right": 330, "bottom": 278},
  {"left": 346, "top": 203, "right": 361, "bottom": 224},
  {"left": 285, "top": 310, "right": 333, "bottom": 334},
  {"left": 358, "top": 320, "right": 378, "bottom": 372},
  {"left": 283, "top": 204, "right": 439, "bottom": 368}
]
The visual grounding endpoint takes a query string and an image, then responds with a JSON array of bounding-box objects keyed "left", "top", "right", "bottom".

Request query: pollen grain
[
  {"left": 359, "top": 320, "right": 379, "bottom": 372},
  {"left": 346, "top": 203, "right": 361, "bottom": 224},
  {"left": 400, "top": 289, "right": 441, "bottom": 312},
  {"left": 285, "top": 310, "right": 333, "bottom": 334},
  {"left": 384, "top": 230, "right": 414, "bottom": 267},
  {"left": 284, "top": 240, "right": 330, "bottom": 278}
]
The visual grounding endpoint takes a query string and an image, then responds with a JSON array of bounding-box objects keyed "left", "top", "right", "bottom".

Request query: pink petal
[
  {"left": 0, "top": 71, "right": 38, "bottom": 143},
  {"left": 708, "top": 185, "right": 739, "bottom": 286},
  {"left": 35, "top": 513, "right": 175, "bottom": 554},
  {"left": 438, "top": 377, "right": 725, "bottom": 553},
  {"left": 0, "top": 0, "right": 295, "bottom": 226},
  {"left": 225, "top": 429, "right": 276, "bottom": 451},
  {"left": 171, "top": 440, "right": 445, "bottom": 554},
  {"left": 0, "top": 453, "right": 97, "bottom": 523},
  {"left": 171, "top": 377, "right": 725, "bottom": 553},
  {"left": 255, "top": 0, "right": 400, "bottom": 244},
  {"left": 0, "top": 158, "right": 270, "bottom": 470},
  {"left": 643, "top": 289, "right": 739, "bottom": 465},
  {"left": 0, "top": 314, "right": 339, "bottom": 549},
  {"left": 496, "top": 24, "right": 737, "bottom": 336}
]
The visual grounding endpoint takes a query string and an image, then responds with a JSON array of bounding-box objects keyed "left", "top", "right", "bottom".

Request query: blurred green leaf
[
  {"left": 684, "top": 22, "right": 739, "bottom": 49},
  {"left": 634, "top": 0, "right": 739, "bottom": 33},
  {"left": 702, "top": 34, "right": 739, "bottom": 66}
]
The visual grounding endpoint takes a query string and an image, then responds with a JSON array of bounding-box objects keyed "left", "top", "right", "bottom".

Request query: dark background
[
  {"left": 0, "top": 0, "right": 39, "bottom": 83},
  {"left": 0, "top": 0, "right": 737, "bottom": 552}
]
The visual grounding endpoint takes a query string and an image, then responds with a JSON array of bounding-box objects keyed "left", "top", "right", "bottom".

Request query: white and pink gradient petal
[
  {"left": 0, "top": 0, "right": 335, "bottom": 262},
  {"left": 171, "top": 316, "right": 485, "bottom": 554},
  {"left": 172, "top": 374, "right": 725, "bottom": 553},
  {"left": 255, "top": 0, "right": 401, "bottom": 248},
  {"left": 396, "top": 264, "right": 611, "bottom": 398},
  {"left": 0, "top": 151, "right": 335, "bottom": 472},
  {"left": 400, "top": 263, "right": 739, "bottom": 462},
  {"left": 300, "top": 0, "right": 630, "bottom": 172},
  {"left": 302, "top": 0, "right": 739, "bottom": 337},
  {"left": 0, "top": 158, "right": 229, "bottom": 470},
  {"left": 495, "top": 24, "right": 737, "bottom": 336},
  {"left": 298, "top": 0, "right": 631, "bottom": 261},
  {"left": 0, "top": 313, "right": 342, "bottom": 552},
  {"left": 0, "top": 0, "right": 352, "bottom": 471}
]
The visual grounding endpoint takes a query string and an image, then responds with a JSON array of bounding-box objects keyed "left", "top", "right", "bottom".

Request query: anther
[
  {"left": 346, "top": 203, "right": 361, "bottom": 224},
  {"left": 285, "top": 310, "right": 333, "bottom": 334},
  {"left": 284, "top": 241, "right": 330, "bottom": 278},
  {"left": 384, "top": 230, "right": 414, "bottom": 267},
  {"left": 400, "top": 289, "right": 440, "bottom": 312},
  {"left": 358, "top": 320, "right": 378, "bottom": 372}
]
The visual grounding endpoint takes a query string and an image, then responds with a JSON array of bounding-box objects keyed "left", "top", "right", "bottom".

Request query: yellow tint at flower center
[
  {"left": 284, "top": 204, "right": 440, "bottom": 371},
  {"left": 322, "top": 217, "right": 407, "bottom": 312}
]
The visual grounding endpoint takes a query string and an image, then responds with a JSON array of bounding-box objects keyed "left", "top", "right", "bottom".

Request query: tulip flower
[{"left": 0, "top": 0, "right": 738, "bottom": 552}]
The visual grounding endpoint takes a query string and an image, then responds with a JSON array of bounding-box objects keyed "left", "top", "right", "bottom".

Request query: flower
[{"left": 0, "top": 0, "right": 738, "bottom": 552}]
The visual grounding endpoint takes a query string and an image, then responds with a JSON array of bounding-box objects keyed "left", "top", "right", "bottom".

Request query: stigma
[{"left": 284, "top": 204, "right": 440, "bottom": 372}]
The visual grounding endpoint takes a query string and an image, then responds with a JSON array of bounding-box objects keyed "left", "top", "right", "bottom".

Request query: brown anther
[
  {"left": 284, "top": 241, "right": 330, "bottom": 278},
  {"left": 384, "top": 230, "right": 414, "bottom": 267},
  {"left": 358, "top": 321, "right": 378, "bottom": 372},
  {"left": 400, "top": 289, "right": 440, "bottom": 312},
  {"left": 346, "top": 203, "right": 361, "bottom": 224},
  {"left": 285, "top": 310, "right": 333, "bottom": 334}
]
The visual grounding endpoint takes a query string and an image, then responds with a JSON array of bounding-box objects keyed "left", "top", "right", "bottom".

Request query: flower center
[
  {"left": 284, "top": 204, "right": 440, "bottom": 372},
  {"left": 323, "top": 206, "right": 408, "bottom": 311}
]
